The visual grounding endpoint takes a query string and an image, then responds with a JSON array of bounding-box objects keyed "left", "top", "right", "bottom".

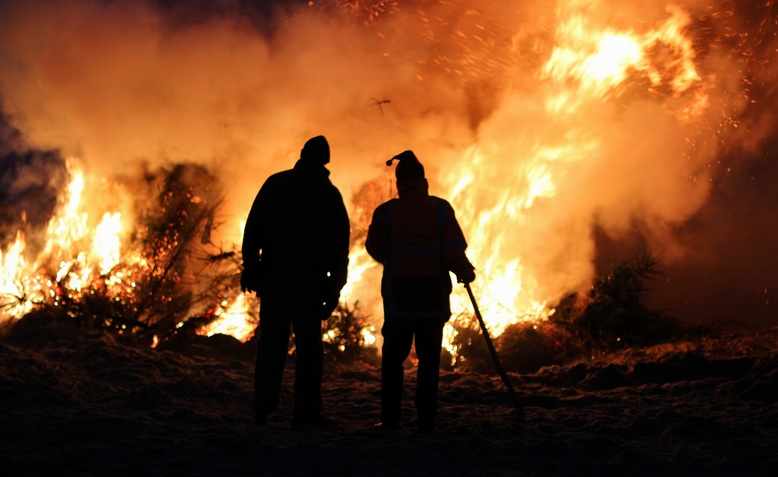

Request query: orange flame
[
  {"left": 438, "top": 3, "right": 706, "bottom": 357},
  {"left": 0, "top": 164, "right": 132, "bottom": 323},
  {"left": 197, "top": 292, "right": 256, "bottom": 342}
]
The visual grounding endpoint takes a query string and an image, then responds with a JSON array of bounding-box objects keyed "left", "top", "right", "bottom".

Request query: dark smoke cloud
[
  {"left": 650, "top": 58, "right": 778, "bottom": 328},
  {"left": 0, "top": 109, "right": 22, "bottom": 155},
  {"left": 595, "top": 1, "right": 778, "bottom": 327},
  {"left": 657, "top": 142, "right": 778, "bottom": 328},
  {"left": 150, "top": 0, "right": 300, "bottom": 31},
  {"left": 0, "top": 112, "right": 67, "bottom": 246}
]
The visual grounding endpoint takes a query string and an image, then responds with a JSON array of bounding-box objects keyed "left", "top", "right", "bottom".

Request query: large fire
[
  {"left": 438, "top": 3, "right": 709, "bottom": 354},
  {"left": 0, "top": 0, "right": 759, "bottom": 357},
  {"left": 1, "top": 166, "right": 139, "bottom": 319},
  {"left": 334, "top": 1, "right": 712, "bottom": 356}
]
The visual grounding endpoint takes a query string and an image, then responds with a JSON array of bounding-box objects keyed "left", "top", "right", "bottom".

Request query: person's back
[
  {"left": 369, "top": 194, "right": 457, "bottom": 315},
  {"left": 242, "top": 135, "right": 349, "bottom": 428},
  {"left": 366, "top": 150, "right": 474, "bottom": 431},
  {"left": 245, "top": 160, "right": 348, "bottom": 299}
]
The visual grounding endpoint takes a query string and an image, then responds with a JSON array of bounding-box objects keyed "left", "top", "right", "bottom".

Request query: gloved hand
[{"left": 456, "top": 266, "right": 476, "bottom": 284}]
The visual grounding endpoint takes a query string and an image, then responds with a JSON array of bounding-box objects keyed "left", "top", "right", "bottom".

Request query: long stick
[{"left": 464, "top": 283, "right": 523, "bottom": 413}]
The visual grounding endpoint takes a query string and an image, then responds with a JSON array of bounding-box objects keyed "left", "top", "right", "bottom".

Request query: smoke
[
  {"left": 646, "top": 10, "right": 778, "bottom": 327},
  {"left": 0, "top": 110, "right": 23, "bottom": 155},
  {"left": 0, "top": 109, "right": 67, "bottom": 248},
  {"left": 0, "top": 0, "right": 480, "bottom": 238},
  {"left": 0, "top": 0, "right": 775, "bottom": 326}
]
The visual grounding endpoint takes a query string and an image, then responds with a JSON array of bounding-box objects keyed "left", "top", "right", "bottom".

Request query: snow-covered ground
[{"left": 2, "top": 315, "right": 777, "bottom": 476}]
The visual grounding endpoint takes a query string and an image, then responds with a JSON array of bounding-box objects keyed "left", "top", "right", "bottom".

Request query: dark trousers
[
  {"left": 381, "top": 316, "right": 445, "bottom": 427},
  {"left": 255, "top": 299, "right": 323, "bottom": 423}
]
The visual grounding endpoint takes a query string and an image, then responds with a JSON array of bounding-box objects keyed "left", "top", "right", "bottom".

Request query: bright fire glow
[
  {"left": 0, "top": 233, "right": 33, "bottom": 318},
  {"left": 0, "top": 164, "right": 140, "bottom": 323},
  {"left": 197, "top": 292, "right": 256, "bottom": 342},
  {"left": 544, "top": 6, "right": 703, "bottom": 114},
  {"left": 361, "top": 327, "right": 377, "bottom": 347},
  {"left": 93, "top": 212, "right": 123, "bottom": 275},
  {"left": 435, "top": 2, "right": 706, "bottom": 357}
]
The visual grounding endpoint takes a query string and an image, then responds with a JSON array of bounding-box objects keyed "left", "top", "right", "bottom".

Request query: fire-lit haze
[{"left": 1, "top": 0, "right": 776, "bottom": 355}]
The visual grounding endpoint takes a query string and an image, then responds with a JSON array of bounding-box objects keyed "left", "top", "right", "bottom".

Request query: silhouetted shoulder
[
  {"left": 264, "top": 169, "right": 295, "bottom": 186},
  {"left": 374, "top": 198, "right": 399, "bottom": 213},
  {"left": 328, "top": 180, "right": 344, "bottom": 197},
  {"left": 428, "top": 196, "right": 456, "bottom": 215}
]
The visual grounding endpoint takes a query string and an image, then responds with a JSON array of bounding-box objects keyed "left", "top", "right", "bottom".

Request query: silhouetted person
[
  {"left": 241, "top": 135, "right": 349, "bottom": 428},
  {"left": 366, "top": 150, "right": 475, "bottom": 431}
]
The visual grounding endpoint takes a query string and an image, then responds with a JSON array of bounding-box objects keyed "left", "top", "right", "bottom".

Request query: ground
[{"left": 1, "top": 316, "right": 777, "bottom": 476}]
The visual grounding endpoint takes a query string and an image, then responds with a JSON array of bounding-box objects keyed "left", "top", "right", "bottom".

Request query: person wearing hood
[
  {"left": 366, "top": 150, "right": 475, "bottom": 432},
  {"left": 241, "top": 135, "right": 350, "bottom": 428}
]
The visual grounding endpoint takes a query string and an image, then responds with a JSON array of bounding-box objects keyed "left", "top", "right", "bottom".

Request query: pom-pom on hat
[{"left": 386, "top": 150, "right": 425, "bottom": 183}]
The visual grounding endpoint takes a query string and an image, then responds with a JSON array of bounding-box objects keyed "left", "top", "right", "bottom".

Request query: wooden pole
[{"left": 464, "top": 283, "right": 524, "bottom": 415}]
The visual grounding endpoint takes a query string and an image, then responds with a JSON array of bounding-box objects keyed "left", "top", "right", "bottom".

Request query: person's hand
[{"left": 456, "top": 267, "right": 476, "bottom": 284}]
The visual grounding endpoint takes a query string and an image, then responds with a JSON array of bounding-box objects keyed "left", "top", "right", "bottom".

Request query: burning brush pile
[
  {"left": 0, "top": 153, "right": 255, "bottom": 347},
  {"left": 0, "top": 149, "right": 379, "bottom": 362},
  {"left": 0, "top": 146, "right": 678, "bottom": 371}
]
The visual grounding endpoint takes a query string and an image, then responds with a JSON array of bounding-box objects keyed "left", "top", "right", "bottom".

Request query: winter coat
[
  {"left": 242, "top": 159, "right": 350, "bottom": 305},
  {"left": 366, "top": 189, "right": 473, "bottom": 319}
]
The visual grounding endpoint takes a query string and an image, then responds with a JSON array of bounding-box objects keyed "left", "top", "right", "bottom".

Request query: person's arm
[
  {"left": 442, "top": 202, "right": 475, "bottom": 283},
  {"left": 240, "top": 181, "right": 268, "bottom": 292},
  {"left": 331, "top": 188, "right": 350, "bottom": 291},
  {"left": 366, "top": 204, "right": 390, "bottom": 264},
  {"left": 317, "top": 187, "right": 350, "bottom": 320}
]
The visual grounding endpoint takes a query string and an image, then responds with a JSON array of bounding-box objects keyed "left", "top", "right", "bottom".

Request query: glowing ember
[{"left": 360, "top": 327, "right": 377, "bottom": 347}]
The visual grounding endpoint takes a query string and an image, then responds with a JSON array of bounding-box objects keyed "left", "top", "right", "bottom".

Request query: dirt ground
[{"left": 2, "top": 317, "right": 777, "bottom": 476}]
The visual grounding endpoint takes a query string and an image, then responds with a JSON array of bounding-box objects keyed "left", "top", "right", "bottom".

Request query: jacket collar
[{"left": 293, "top": 158, "right": 331, "bottom": 179}]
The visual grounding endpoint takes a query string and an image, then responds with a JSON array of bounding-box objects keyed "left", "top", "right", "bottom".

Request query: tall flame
[
  {"left": 544, "top": 5, "right": 703, "bottom": 114},
  {"left": 437, "top": 2, "right": 706, "bottom": 357},
  {"left": 0, "top": 233, "right": 33, "bottom": 318},
  {"left": 93, "top": 212, "right": 123, "bottom": 275},
  {"left": 0, "top": 165, "right": 132, "bottom": 323}
]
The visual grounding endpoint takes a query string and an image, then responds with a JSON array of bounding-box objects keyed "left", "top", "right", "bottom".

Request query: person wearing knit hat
[
  {"left": 367, "top": 149, "right": 475, "bottom": 432},
  {"left": 387, "top": 150, "right": 425, "bottom": 186},
  {"left": 241, "top": 134, "right": 350, "bottom": 429},
  {"left": 300, "top": 135, "right": 330, "bottom": 165}
]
